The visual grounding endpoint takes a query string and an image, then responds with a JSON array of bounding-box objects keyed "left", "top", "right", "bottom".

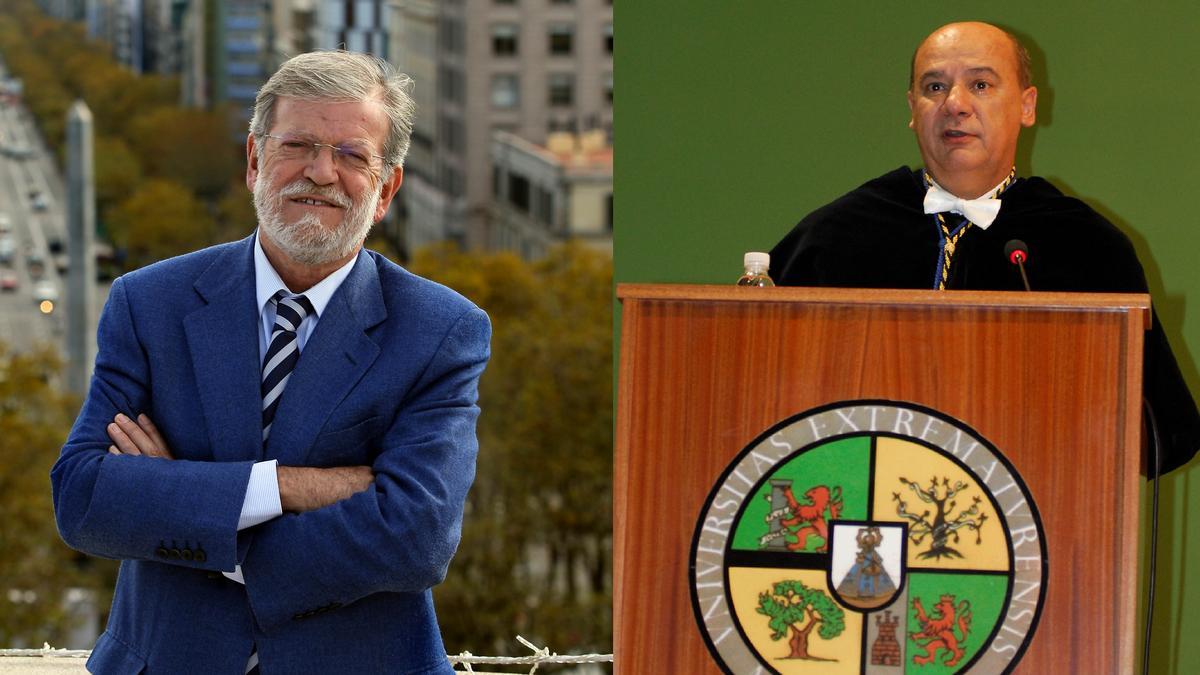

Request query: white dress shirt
[{"left": 224, "top": 231, "right": 359, "bottom": 583}]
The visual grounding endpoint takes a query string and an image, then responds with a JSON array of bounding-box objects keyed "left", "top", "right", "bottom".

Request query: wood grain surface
[{"left": 615, "top": 285, "right": 1148, "bottom": 674}]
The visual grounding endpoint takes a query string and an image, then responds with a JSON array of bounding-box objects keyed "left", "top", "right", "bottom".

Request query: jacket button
[
  {"left": 155, "top": 547, "right": 168, "bottom": 558},
  {"left": 195, "top": 549, "right": 207, "bottom": 562},
  {"left": 181, "top": 549, "right": 194, "bottom": 561},
  {"left": 168, "top": 549, "right": 181, "bottom": 559}
]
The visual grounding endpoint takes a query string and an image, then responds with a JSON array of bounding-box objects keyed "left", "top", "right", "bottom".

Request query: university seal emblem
[{"left": 690, "top": 401, "right": 1047, "bottom": 674}]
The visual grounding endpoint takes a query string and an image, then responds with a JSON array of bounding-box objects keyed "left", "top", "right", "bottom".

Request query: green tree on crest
[{"left": 756, "top": 580, "right": 846, "bottom": 661}]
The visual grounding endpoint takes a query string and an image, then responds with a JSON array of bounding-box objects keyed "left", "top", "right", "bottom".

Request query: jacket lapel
[
  {"left": 183, "top": 236, "right": 264, "bottom": 462},
  {"left": 265, "top": 251, "right": 385, "bottom": 466}
]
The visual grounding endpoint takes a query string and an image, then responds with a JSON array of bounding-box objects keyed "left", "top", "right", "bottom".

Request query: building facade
[
  {"left": 489, "top": 130, "right": 611, "bottom": 260},
  {"left": 391, "top": 0, "right": 613, "bottom": 257}
]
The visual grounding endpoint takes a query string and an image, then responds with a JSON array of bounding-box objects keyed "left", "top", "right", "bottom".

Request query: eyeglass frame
[{"left": 259, "top": 132, "right": 388, "bottom": 177}]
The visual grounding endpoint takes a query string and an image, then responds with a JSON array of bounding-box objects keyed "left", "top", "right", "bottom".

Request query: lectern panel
[{"left": 616, "top": 286, "right": 1146, "bottom": 675}]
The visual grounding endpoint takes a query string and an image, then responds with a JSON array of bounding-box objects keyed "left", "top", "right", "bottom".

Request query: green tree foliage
[
  {"left": 757, "top": 580, "right": 846, "bottom": 660},
  {"left": 409, "top": 243, "right": 613, "bottom": 656},
  {"left": 0, "top": 346, "right": 115, "bottom": 646},
  {"left": 107, "top": 179, "right": 214, "bottom": 269},
  {"left": 0, "top": 0, "right": 241, "bottom": 267},
  {"left": 215, "top": 179, "right": 258, "bottom": 244},
  {"left": 94, "top": 135, "right": 143, "bottom": 218},
  {"left": 128, "top": 106, "right": 237, "bottom": 197}
]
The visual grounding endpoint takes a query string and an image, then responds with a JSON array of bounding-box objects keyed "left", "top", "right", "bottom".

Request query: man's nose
[
  {"left": 303, "top": 145, "right": 339, "bottom": 184},
  {"left": 944, "top": 84, "right": 972, "bottom": 116}
]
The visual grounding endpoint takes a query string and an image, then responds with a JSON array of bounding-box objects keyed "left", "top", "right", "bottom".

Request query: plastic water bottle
[{"left": 737, "top": 252, "right": 775, "bottom": 287}]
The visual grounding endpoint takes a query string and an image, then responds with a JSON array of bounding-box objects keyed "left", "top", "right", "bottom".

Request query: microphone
[{"left": 1004, "top": 239, "right": 1031, "bottom": 291}]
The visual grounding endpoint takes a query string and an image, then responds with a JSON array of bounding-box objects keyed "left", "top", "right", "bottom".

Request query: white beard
[{"left": 253, "top": 166, "right": 383, "bottom": 267}]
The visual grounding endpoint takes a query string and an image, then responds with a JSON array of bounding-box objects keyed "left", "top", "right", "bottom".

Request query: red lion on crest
[
  {"left": 780, "top": 485, "right": 843, "bottom": 552},
  {"left": 911, "top": 594, "right": 972, "bottom": 667}
]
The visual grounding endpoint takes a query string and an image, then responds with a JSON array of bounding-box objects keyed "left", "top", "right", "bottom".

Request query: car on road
[
  {"left": 31, "top": 193, "right": 48, "bottom": 211},
  {"left": 0, "top": 236, "right": 15, "bottom": 265},
  {"left": 33, "top": 279, "right": 58, "bottom": 314},
  {"left": 3, "top": 144, "right": 33, "bottom": 159},
  {"left": 33, "top": 279, "right": 57, "bottom": 303},
  {"left": 26, "top": 252, "right": 45, "bottom": 278},
  {"left": 0, "top": 213, "right": 11, "bottom": 234},
  {"left": 0, "top": 271, "right": 17, "bottom": 291}
]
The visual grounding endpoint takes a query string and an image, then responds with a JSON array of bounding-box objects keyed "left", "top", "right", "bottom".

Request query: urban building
[
  {"left": 84, "top": 0, "right": 145, "bottom": 72},
  {"left": 390, "top": 0, "right": 613, "bottom": 256},
  {"left": 268, "top": 0, "right": 316, "bottom": 64},
  {"left": 315, "top": 0, "right": 389, "bottom": 57},
  {"left": 144, "top": 0, "right": 190, "bottom": 76},
  {"left": 177, "top": 0, "right": 273, "bottom": 137},
  {"left": 488, "top": 130, "right": 611, "bottom": 259}
]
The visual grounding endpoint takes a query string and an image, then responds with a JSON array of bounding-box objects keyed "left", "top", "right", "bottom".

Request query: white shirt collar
[{"left": 253, "top": 230, "right": 360, "bottom": 319}]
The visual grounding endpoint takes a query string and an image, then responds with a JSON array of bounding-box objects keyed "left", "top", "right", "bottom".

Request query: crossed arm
[
  {"left": 105, "top": 413, "right": 372, "bottom": 513},
  {"left": 52, "top": 273, "right": 491, "bottom": 631}
]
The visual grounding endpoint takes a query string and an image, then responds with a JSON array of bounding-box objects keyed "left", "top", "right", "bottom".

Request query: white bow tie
[{"left": 923, "top": 184, "right": 1002, "bottom": 229}]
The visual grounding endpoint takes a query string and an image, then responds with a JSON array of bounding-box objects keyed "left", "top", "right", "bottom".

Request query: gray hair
[{"left": 249, "top": 50, "right": 416, "bottom": 171}]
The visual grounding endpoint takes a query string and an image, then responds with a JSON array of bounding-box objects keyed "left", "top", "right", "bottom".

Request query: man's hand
[
  {"left": 277, "top": 466, "right": 375, "bottom": 513},
  {"left": 106, "top": 412, "right": 372, "bottom": 513},
  {"left": 107, "top": 413, "right": 175, "bottom": 460}
]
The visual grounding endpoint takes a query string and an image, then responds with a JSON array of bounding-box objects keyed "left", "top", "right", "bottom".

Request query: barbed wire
[
  {"left": 451, "top": 636, "right": 612, "bottom": 674},
  {"left": 0, "top": 638, "right": 614, "bottom": 673},
  {"left": 0, "top": 643, "right": 90, "bottom": 658}
]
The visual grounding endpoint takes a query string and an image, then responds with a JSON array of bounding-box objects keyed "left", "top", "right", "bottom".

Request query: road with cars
[{"left": 0, "top": 67, "right": 110, "bottom": 358}]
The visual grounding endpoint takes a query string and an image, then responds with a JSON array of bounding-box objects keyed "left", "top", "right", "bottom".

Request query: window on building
[
  {"left": 443, "top": 165, "right": 464, "bottom": 198},
  {"left": 606, "top": 193, "right": 613, "bottom": 230},
  {"left": 491, "top": 74, "right": 520, "bottom": 108},
  {"left": 509, "top": 173, "right": 531, "bottom": 213},
  {"left": 536, "top": 186, "right": 554, "bottom": 227},
  {"left": 492, "top": 23, "right": 518, "bottom": 56},
  {"left": 439, "top": 16, "right": 463, "bottom": 54},
  {"left": 605, "top": 23, "right": 613, "bottom": 54},
  {"left": 439, "top": 65, "right": 464, "bottom": 103},
  {"left": 439, "top": 114, "right": 464, "bottom": 153},
  {"left": 604, "top": 72, "right": 613, "bottom": 105},
  {"left": 548, "top": 73, "right": 574, "bottom": 107},
  {"left": 493, "top": 166, "right": 502, "bottom": 198},
  {"left": 548, "top": 24, "right": 574, "bottom": 55}
]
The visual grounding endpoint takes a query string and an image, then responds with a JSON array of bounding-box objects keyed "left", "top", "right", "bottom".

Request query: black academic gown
[{"left": 769, "top": 166, "right": 1200, "bottom": 474}]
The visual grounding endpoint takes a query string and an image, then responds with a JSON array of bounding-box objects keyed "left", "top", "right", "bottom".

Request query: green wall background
[{"left": 615, "top": 2, "right": 1199, "bottom": 671}]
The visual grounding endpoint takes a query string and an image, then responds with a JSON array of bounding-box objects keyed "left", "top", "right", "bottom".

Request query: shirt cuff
[
  {"left": 237, "top": 460, "right": 283, "bottom": 531},
  {"left": 223, "top": 565, "right": 246, "bottom": 585}
]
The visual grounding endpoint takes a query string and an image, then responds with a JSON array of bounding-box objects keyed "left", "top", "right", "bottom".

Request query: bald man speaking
[{"left": 769, "top": 22, "right": 1199, "bottom": 474}]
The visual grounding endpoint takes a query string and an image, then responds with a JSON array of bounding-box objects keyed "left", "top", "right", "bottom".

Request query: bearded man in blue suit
[{"left": 51, "top": 51, "right": 490, "bottom": 674}]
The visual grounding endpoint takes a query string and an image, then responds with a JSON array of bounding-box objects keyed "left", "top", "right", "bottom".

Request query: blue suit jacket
[{"left": 51, "top": 235, "right": 490, "bottom": 674}]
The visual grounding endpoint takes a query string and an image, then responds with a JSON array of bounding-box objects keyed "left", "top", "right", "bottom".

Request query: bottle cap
[{"left": 743, "top": 251, "right": 770, "bottom": 268}]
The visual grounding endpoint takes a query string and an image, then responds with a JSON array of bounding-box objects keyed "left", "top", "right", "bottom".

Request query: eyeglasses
[{"left": 261, "top": 133, "right": 385, "bottom": 175}]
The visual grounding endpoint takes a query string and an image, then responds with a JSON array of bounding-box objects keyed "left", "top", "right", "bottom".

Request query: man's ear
[
  {"left": 906, "top": 90, "right": 917, "bottom": 129},
  {"left": 245, "top": 135, "right": 259, "bottom": 192},
  {"left": 374, "top": 167, "right": 405, "bottom": 223},
  {"left": 1020, "top": 86, "right": 1038, "bottom": 127}
]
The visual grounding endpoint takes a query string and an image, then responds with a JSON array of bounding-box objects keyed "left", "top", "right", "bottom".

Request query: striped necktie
[
  {"left": 249, "top": 291, "right": 313, "bottom": 674},
  {"left": 261, "top": 291, "right": 314, "bottom": 443}
]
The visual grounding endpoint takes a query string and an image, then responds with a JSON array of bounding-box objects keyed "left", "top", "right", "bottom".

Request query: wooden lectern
[{"left": 615, "top": 284, "right": 1149, "bottom": 674}]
